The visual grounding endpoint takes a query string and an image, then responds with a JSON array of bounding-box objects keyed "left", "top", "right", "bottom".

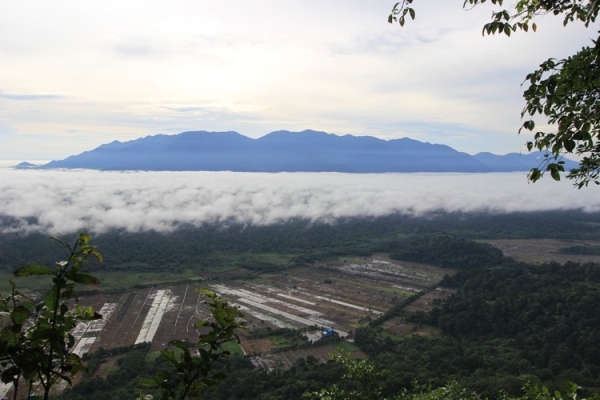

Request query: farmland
[
  {"left": 483, "top": 239, "right": 600, "bottom": 264},
  {"left": 0, "top": 255, "right": 453, "bottom": 398},
  {"left": 64, "top": 256, "right": 452, "bottom": 369}
]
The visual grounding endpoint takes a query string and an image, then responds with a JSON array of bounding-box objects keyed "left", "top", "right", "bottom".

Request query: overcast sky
[{"left": 0, "top": 1, "right": 593, "bottom": 161}]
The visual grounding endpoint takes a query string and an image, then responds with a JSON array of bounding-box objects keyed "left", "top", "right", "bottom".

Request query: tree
[
  {"left": 389, "top": 0, "right": 600, "bottom": 188},
  {"left": 1, "top": 234, "right": 244, "bottom": 400},
  {"left": 142, "top": 289, "right": 245, "bottom": 400},
  {"left": 303, "top": 352, "right": 383, "bottom": 400},
  {"left": 0, "top": 233, "right": 102, "bottom": 400},
  {"left": 306, "top": 354, "right": 600, "bottom": 399}
]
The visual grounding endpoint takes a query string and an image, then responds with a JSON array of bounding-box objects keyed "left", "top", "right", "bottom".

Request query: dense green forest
[{"left": 1, "top": 210, "right": 599, "bottom": 274}]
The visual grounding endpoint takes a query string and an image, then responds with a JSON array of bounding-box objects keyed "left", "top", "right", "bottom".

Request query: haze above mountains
[{"left": 16, "top": 130, "right": 577, "bottom": 173}]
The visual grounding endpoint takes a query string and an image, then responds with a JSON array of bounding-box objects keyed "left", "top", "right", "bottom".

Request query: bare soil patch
[
  {"left": 484, "top": 239, "right": 600, "bottom": 264},
  {"left": 240, "top": 337, "right": 274, "bottom": 355},
  {"left": 403, "top": 288, "right": 455, "bottom": 313},
  {"left": 74, "top": 255, "right": 450, "bottom": 366},
  {"left": 91, "top": 355, "right": 121, "bottom": 379}
]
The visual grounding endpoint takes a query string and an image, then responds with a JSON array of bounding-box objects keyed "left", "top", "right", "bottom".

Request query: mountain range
[{"left": 16, "top": 130, "right": 577, "bottom": 173}]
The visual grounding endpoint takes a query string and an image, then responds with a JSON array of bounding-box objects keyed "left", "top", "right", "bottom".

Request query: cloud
[
  {"left": 0, "top": 91, "right": 63, "bottom": 101},
  {"left": 111, "top": 34, "right": 171, "bottom": 58},
  {"left": 0, "top": 169, "right": 598, "bottom": 235}
]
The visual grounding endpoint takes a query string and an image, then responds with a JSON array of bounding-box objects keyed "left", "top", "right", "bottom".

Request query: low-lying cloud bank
[{"left": 1, "top": 169, "right": 598, "bottom": 235}]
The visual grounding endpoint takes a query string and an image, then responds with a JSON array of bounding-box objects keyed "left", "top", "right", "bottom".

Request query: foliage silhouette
[{"left": 389, "top": 0, "right": 600, "bottom": 187}]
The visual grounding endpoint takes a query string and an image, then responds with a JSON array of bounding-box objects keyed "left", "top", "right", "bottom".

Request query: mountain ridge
[{"left": 18, "top": 129, "right": 578, "bottom": 173}]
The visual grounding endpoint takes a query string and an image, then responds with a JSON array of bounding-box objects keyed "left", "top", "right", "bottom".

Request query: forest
[
  {"left": 2, "top": 210, "right": 599, "bottom": 276},
  {"left": 1, "top": 210, "right": 600, "bottom": 399}
]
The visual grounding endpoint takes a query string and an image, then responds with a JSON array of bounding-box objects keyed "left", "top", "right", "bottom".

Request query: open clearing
[
  {"left": 484, "top": 239, "right": 600, "bottom": 264},
  {"left": 24, "top": 256, "right": 451, "bottom": 376}
]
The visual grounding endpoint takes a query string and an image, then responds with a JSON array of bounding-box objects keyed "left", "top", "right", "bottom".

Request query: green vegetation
[
  {"left": 142, "top": 289, "right": 245, "bottom": 400},
  {"left": 387, "top": 234, "right": 504, "bottom": 270},
  {"left": 353, "top": 260, "right": 600, "bottom": 398},
  {"left": 390, "top": 0, "right": 600, "bottom": 187},
  {"left": 3, "top": 212, "right": 600, "bottom": 398},
  {"left": 558, "top": 244, "right": 600, "bottom": 256},
  {"left": 219, "top": 341, "right": 244, "bottom": 356},
  {"left": 307, "top": 354, "right": 600, "bottom": 399},
  {"left": 57, "top": 346, "right": 156, "bottom": 400},
  {"left": 2, "top": 211, "right": 600, "bottom": 291},
  {"left": 0, "top": 235, "right": 244, "bottom": 400},
  {"left": 197, "top": 259, "right": 600, "bottom": 399},
  {"left": 333, "top": 341, "right": 361, "bottom": 354},
  {"left": 0, "top": 233, "right": 102, "bottom": 400}
]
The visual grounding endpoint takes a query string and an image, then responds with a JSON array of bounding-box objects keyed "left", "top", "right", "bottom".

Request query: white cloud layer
[{"left": 1, "top": 170, "right": 598, "bottom": 235}]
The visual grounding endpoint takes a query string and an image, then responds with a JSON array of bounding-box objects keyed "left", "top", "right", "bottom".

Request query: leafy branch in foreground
[
  {"left": 142, "top": 289, "right": 245, "bottom": 400},
  {"left": 0, "top": 233, "right": 102, "bottom": 400},
  {"left": 389, "top": 0, "right": 600, "bottom": 187},
  {"left": 303, "top": 352, "right": 383, "bottom": 400}
]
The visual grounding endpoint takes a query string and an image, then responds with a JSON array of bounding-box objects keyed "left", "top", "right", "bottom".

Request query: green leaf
[
  {"left": 69, "top": 273, "right": 100, "bottom": 285},
  {"left": 11, "top": 305, "right": 30, "bottom": 324},
  {"left": 140, "top": 378, "right": 159, "bottom": 387},
  {"left": 529, "top": 168, "right": 542, "bottom": 182},
  {"left": 13, "top": 264, "right": 54, "bottom": 277},
  {"left": 564, "top": 140, "right": 576, "bottom": 152},
  {"left": 78, "top": 233, "right": 91, "bottom": 246},
  {"left": 49, "top": 236, "right": 73, "bottom": 251},
  {"left": 213, "top": 309, "right": 228, "bottom": 327},
  {"left": 44, "top": 286, "right": 59, "bottom": 310},
  {"left": 169, "top": 340, "right": 190, "bottom": 353}
]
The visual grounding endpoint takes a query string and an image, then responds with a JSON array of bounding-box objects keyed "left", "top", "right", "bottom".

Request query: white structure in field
[
  {"left": 135, "top": 289, "right": 173, "bottom": 344},
  {"left": 71, "top": 302, "right": 118, "bottom": 356}
]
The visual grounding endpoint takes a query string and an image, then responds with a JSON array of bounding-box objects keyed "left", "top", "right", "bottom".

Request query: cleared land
[
  {"left": 484, "top": 239, "right": 600, "bottom": 264},
  {"left": 13, "top": 255, "right": 451, "bottom": 385}
]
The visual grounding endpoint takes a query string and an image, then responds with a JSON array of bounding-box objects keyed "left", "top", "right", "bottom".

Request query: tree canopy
[{"left": 389, "top": 0, "right": 600, "bottom": 187}]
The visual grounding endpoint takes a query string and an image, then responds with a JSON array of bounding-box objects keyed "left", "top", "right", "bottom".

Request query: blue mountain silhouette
[{"left": 31, "top": 130, "right": 577, "bottom": 173}]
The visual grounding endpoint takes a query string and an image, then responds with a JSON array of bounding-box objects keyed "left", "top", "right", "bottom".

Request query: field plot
[
  {"left": 72, "top": 302, "right": 118, "bottom": 356},
  {"left": 57, "top": 256, "right": 450, "bottom": 371},
  {"left": 6, "top": 255, "right": 450, "bottom": 398},
  {"left": 484, "top": 239, "right": 600, "bottom": 264},
  {"left": 88, "top": 288, "right": 157, "bottom": 350},
  {"left": 403, "top": 287, "right": 455, "bottom": 313},
  {"left": 207, "top": 256, "right": 450, "bottom": 362}
]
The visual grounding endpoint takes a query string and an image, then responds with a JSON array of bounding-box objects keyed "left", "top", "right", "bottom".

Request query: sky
[
  {"left": 0, "top": 1, "right": 594, "bottom": 162},
  {"left": 2, "top": 170, "right": 599, "bottom": 235}
]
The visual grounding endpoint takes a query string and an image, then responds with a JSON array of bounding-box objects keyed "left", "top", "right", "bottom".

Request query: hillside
[{"left": 23, "top": 130, "right": 579, "bottom": 173}]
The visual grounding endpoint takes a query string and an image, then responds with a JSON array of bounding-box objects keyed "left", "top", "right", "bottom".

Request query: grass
[
  {"left": 334, "top": 341, "right": 361, "bottom": 353},
  {"left": 220, "top": 340, "right": 244, "bottom": 356},
  {"left": 270, "top": 335, "right": 293, "bottom": 349},
  {"left": 380, "top": 330, "right": 404, "bottom": 341},
  {"left": 145, "top": 352, "right": 161, "bottom": 362},
  {"left": 0, "top": 272, "right": 50, "bottom": 293},
  {"left": 269, "top": 334, "right": 308, "bottom": 349},
  {"left": 0, "top": 250, "right": 301, "bottom": 293},
  {"left": 0, "top": 269, "right": 203, "bottom": 293}
]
